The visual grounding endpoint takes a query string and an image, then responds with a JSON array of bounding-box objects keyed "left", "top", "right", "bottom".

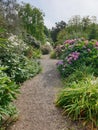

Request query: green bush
[
  {"left": 0, "top": 36, "right": 41, "bottom": 83},
  {"left": 57, "top": 39, "right": 98, "bottom": 77},
  {"left": 24, "top": 47, "right": 41, "bottom": 59},
  {"left": 23, "top": 33, "right": 41, "bottom": 49},
  {"left": 63, "top": 65, "right": 94, "bottom": 87},
  {"left": 32, "top": 48, "right": 41, "bottom": 58},
  {"left": 41, "top": 44, "right": 52, "bottom": 55},
  {"left": 0, "top": 30, "right": 41, "bottom": 129},
  {"left": 56, "top": 76, "right": 98, "bottom": 126},
  {"left": 54, "top": 45, "right": 65, "bottom": 59},
  {"left": 0, "top": 66, "right": 19, "bottom": 126},
  {"left": 50, "top": 50, "right": 57, "bottom": 59},
  {"left": 0, "top": 30, "right": 41, "bottom": 128},
  {"left": 2, "top": 54, "right": 41, "bottom": 83}
]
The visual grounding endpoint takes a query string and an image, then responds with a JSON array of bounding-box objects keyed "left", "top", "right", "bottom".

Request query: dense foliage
[
  {"left": 57, "top": 39, "right": 98, "bottom": 77},
  {"left": 0, "top": 0, "right": 44, "bottom": 128},
  {"left": 56, "top": 39, "right": 98, "bottom": 128},
  {"left": 0, "top": 35, "right": 41, "bottom": 129},
  {"left": 0, "top": 0, "right": 51, "bottom": 43},
  {"left": 0, "top": 66, "right": 19, "bottom": 127},
  {"left": 56, "top": 76, "right": 98, "bottom": 126},
  {"left": 51, "top": 15, "right": 98, "bottom": 47},
  {"left": 18, "top": 3, "right": 46, "bottom": 44},
  {"left": 51, "top": 21, "right": 66, "bottom": 43},
  {"left": 0, "top": 35, "right": 41, "bottom": 83},
  {"left": 1, "top": 0, "right": 98, "bottom": 129}
]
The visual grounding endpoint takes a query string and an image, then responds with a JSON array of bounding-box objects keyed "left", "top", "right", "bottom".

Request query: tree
[
  {"left": 51, "top": 21, "right": 66, "bottom": 43},
  {"left": 19, "top": 3, "right": 45, "bottom": 43},
  {"left": 81, "top": 16, "right": 91, "bottom": 31},
  {"left": 51, "top": 15, "right": 98, "bottom": 45},
  {"left": 88, "top": 23, "right": 98, "bottom": 40},
  {"left": 0, "top": 0, "right": 20, "bottom": 34},
  {"left": 56, "top": 29, "right": 66, "bottom": 46},
  {"left": 68, "top": 15, "right": 81, "bottom": 32}
]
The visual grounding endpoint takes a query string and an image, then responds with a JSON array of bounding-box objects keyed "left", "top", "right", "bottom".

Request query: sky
[{"left": 19, "top": 0, "right": 98, "bottom": 29}]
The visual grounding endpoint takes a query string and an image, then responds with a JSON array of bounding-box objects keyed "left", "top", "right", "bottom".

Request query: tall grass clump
[
  {"left": 56, "top": 76, "right": 98, "bottom": 127},
  {"left": 63, "top": 65, "right": 94, "bottom": 86}
]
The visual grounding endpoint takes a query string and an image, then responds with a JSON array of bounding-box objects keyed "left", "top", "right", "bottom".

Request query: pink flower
[
  {"left": 96, "top": 42, "right": 98, "bottom": 46},
  {"left": 66, "top": 51, "right": 80, "bottom": 64},
  {"left": 73, "top": 57, "right": 78, "bottom": 60},
  {"left": 67, "top": 57, "right": 72, "bottom": 62},
  {"left": 68, "top": 61, "right": 72, "bottom": 64},
  {"left": 64, "top": 39, "right": 76, "bottom": 44}
]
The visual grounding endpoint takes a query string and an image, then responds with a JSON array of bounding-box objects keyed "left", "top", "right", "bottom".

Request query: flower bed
[
  {"left": 57, "top": 39, "right": 98, "bottom": 77},
  {"left": 56, "top": 39, "right": 98, "bottom": 128}
]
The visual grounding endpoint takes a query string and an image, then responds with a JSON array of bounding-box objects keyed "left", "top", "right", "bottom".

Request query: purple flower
[
  {"left": 56, "top": 61, "right": 63, "bottom": 66},
  {"left": 73, "top": 57, "right": 78, "bottom": 60},
  {"left": 66, "top": 51, "right": 80, "bottom": 64},
  {"left": 67, "top": 57, "right": 73, "bottom": 62},
  {"left": 68, "top": 61, "right": 72, "bottom": 64}
]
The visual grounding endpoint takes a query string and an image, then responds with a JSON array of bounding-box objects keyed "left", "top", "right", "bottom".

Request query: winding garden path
[{"left": 9, "top": 55, "right": 83, "bottom": 130}]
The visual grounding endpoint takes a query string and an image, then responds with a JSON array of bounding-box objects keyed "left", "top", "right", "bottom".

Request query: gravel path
[{"left": 8, "top": 55, "right": 83, "bottom": 130}]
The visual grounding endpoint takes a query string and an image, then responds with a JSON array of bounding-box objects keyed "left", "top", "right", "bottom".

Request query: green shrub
[
  {"left": 0, "top": 66, "right": 19, "bottom": 126},
  {"left": 57, "top": 40, "right": 98, "bottom": 77},
  {"left": 41, "top": 44, "right": 52, "bottom": 55},
  {"left": 0, "top": 30, "right": 41, "bottom": 129},
  {"left": 2, "top": 54, "right": 41, "bottom": 83},
  {"left": 23, "top": 33, "right": 41, "bottom": 49},
  {"left": 0, "top": 36, "right": 41, "bottom": 83},
  {"left": 55, "top": 45, "right": 65, "bottom": 58},
  {"left": 24, "top": 47, "right": 41, "bottom": 58},
  {"left": 56, "top": 76, "right": 98, "bottom": 126},
  {"left": 50, "top": 50, "right": 57, "bottom": 59},
  {"left": 11, "top": 57, "right": 41, "bottom": 83},
  {"left": 32, "top": 48, "right": 41, "bottom": 58},
  {"left": 63, "top": 65, "right": 94, "bottom": 86}
]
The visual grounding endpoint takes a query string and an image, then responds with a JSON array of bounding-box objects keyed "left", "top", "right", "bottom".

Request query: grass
[
  {"left": 56, "top": 65, "right": 98, "bottom": 128},
  {"left": 62, "top": 65, "right": 94, "bottom": 86}
]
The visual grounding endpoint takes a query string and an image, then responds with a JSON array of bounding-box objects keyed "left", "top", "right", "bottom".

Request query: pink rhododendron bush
[{"left": 57, "top": 39, "right": 98, "bottom": 77}]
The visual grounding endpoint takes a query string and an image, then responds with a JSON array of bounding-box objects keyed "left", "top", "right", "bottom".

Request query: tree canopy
[
  {"left": 19, "top": 3, "right": 46, "bottom": 43},
  {"left": 50, "top": 15, "right": 98, "bottom": 46}
]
